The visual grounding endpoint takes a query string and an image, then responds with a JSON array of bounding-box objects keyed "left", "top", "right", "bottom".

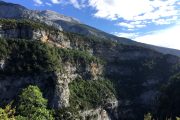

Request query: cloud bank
[
  {"left": 88, "top": 0, "right": 179, "bottom": 29},
  {"left": 51, "top": 0, "right": 61, "bottom": 4},
  {"left": 33, "top": 0, "right": 43, "bottom": 5},
  {"left": 49, "top": 0, "right": 179, "bottom": 30}
]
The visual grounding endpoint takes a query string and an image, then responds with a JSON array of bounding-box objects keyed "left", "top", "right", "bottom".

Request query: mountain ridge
[{"left": 0, "top": 0, "right": 180, "bottom": 57}]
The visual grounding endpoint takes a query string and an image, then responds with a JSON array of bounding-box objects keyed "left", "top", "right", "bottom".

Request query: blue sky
[{"left": 3, "top": 0, "right": 180, "bottom": 50}]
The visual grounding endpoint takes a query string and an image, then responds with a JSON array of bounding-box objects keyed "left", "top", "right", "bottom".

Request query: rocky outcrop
[
  {"left": 0, "top": 59, "right": 5, "bottom": 70},
  {"left": 52, "top": 61, "right": 103, "bottom": 108},
  {"left": 80, "top": 108, "right": 111, "bottom": 120},
  {"left": 52, "top": 61, "right": 109, "bottom": 118}
]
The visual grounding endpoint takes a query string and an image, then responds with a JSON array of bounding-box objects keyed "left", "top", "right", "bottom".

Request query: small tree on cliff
[{"left": 16, "top": 85, "right": 54, "bottom": 120}]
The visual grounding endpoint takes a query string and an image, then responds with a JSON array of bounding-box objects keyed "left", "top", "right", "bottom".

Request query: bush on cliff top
[{"left": 0, "top": 19, "right": 57, "bottom": 31}]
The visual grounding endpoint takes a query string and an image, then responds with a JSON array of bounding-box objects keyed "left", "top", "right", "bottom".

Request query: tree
[
  {"left": 0, "top": 108, "right": 8, "bottom": 120},
  {"left": 0, "top": 102, "right": 16, "bottom": 120},
  {"left": 16, "top": 85, "right": 54, "bottom": 120},
  {"left": 157, "top": 73, "right": 180, "bottom": 119},
  {"left": 176, "top": 117, "right": 180, "bottom": 120}
]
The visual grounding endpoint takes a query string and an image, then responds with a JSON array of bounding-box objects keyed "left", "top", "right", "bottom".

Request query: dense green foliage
[
  {"left": 0, "top": 19, "right": 58, "bottom": 32},
  {"left": 107, "top": 53, "right": 179, "bottom": 100},
  {"left": 0, "top": 38, "right": 102, "bottom": 75},
  {"left": 69, "top": 78, "right": 115, "bottom": 110},
  {"left": 16, "top": 85, "right": 54, "bottom": 120},
  {"left": 0, "top": 103, "right": 16, "bottom": 120},
  {"left": 0, "top": 108, "right": 8, "bottom": 120},
  {"left": 55, "top": 107, "right": 81, "bottom": 120},
  {"left": 58, "top": 48, "right": 103, "bottom": 64},
  {"left": 0, "top": 38, "right": 61, "bottom": 74},
  {"left": 0, "top": 38, "right": 9, "bottom": 59},
  {"left": 156, "top": 73, "right": 180, "bottom": 120},
  {"left": 0, "top": 85, "right": 55, "bottom": 120}
]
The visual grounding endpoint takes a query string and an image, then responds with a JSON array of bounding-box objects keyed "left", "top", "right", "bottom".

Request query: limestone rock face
[
  {"left": 51, "top": 61, "right": 103, "bottom": 109},
  {"left": 88, "top": 62, "right": 103, "bottom": 80},
  {"left": 52, "top": 72, "right": 71, "bottom": 108},
  {"left": 80, "top": 108, "right": 111, "bottom": 120},
  {"left": 0, "top": 59, "right": 5, "bottom": 70},
  {"left": 51, "top": 62, "right": 78, "bottom": 108}
]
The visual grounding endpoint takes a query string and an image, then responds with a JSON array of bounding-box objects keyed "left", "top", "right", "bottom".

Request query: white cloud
[
  {"left": 117, "top": 21, "right": 146, "bottom": 29},
  {"left": 69, "top": 0, "right": 81, "bottom": 8},
  {"left": 51, "top": 0, "right": 85, "bottom": 9},
  {"left": 135, "top": 25, "right": 180, "bottom": 50},
  {"left": 152, "top": 16, "right": 178, "bottom": 25},
  {"left": 45, "top": 2, "right": 52, "bottom": 6},
  {"left": 117, "top": 22, "right": 135, "bottom": 29},
  {"left": 87, "top": 0, "right": 179, "bottom": 30},
  {"left": 114, "top": 32, "right": 139, "bottom": 39},
  {"left": 33, "top": 0, "right": 43, "bottom": 5},
  {"left": 88, "top": 0, "right": 179, "bottom": 20},
  {"left": 51, "top": 0, "right": 61, "bottom": 4},
  {"left": 69, "top": 0, "right": 87, "bottom": 8},
  {"left": 88, "top": 0, "right": 153, "bottom": 20}
]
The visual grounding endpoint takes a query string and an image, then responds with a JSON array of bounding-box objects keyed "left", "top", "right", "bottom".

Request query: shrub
[
  {"left": 16, "top": 85, "right": 54, "bottom": 120},
  {"left": 0, "top": 108, "right": 8, "bottom": 120},
  {"left": 0, "top": 19, "right": 57, "bottom": 31},
  {"left": 69, "top": 79, "right": 115, "bottom": 110},
  {"left": 157, "top": 73, "right": 180, "bottom": 119},
  {"left": 55, "top": 107, "right": 81, "bottom": 120},
  {"left": 0, "top": 38, "right": 61, "bottom": 74},
  {"left": 0, "top": 103, "right": 16, "bottom": 120}
]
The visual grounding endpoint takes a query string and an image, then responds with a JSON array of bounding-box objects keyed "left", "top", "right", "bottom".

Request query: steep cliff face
[
  {"left": 0, "top": 35, "right": 104, "bottom": 110},
  {"left": 0, "top": 19, "right": 180, "bottom": 120},
  {"left": 52, "top": 61, "right": 104, "bottom": 109}
]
